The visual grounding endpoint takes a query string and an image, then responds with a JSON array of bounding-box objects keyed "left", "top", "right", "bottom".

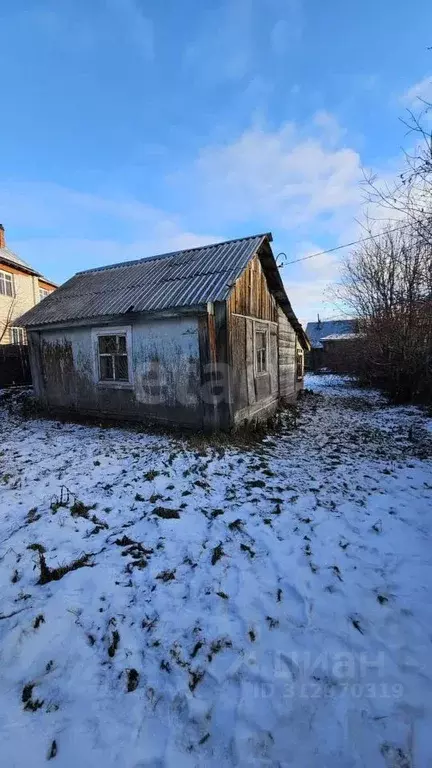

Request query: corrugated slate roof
[
  {"left": 0, "top": 246, "right": 42, "bottom": 276},
  {"left": 0, "top": 246, "right": 57, "bottom": 287},
  {"left": 305, "top": 319, "right": 358, "bottom": 349},
  {"left": 18, "top": 234, "right": 271, "bottom": 327},
  {"left": 17, "top": 232, "right": 310, "bottom": 349}
]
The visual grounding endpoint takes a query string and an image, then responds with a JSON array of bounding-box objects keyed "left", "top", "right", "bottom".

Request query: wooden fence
[{"left": 0, "top": 345, "right": 32, "bottom": 387}]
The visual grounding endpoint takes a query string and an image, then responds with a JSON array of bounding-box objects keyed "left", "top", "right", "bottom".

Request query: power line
[{"left": 277, "top": 222, "right": 411, "bottom": 268}]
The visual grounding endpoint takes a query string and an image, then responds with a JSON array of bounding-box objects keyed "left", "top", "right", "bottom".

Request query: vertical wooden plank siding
[
  {"left": 227, "top": 253, "right": 281, "bottom": 421},
  {"left": 214, "top": 301, "right": 232, "bottom": 429},
  {"left": 277, "top": 307, "right": 297, "bottom": 399},
  {"left": 228, "top": 255, "right": 278, "bottom": 322},
  {"left": 198, "top": 314, "right": 220, "bottom": 430}
]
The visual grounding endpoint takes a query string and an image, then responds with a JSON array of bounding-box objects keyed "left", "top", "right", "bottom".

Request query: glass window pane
[
  {"left": 256, "top": 330, "right": 267, "bottom": 372},
  {"left": 98, "top": 335, "right": 117, "bottom": 354},
  {"left": 116, "top": 335, "right": 127, "bottom": 353},
  {"left": 0, "top": 272, "right": 13, "bottom": 297},
  {"left": 99, "top": 355, "right": 114, "bottom": 380},
  {"left": 114, "top": 355, "right": 129, "bottom": 380}
]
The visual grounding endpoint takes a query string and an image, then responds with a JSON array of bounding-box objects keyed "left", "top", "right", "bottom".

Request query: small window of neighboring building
[
  {"left": 0, "top": 270, "right": 14, "bottom": 297},
  {"left": 39, "top": 287, "right": 50, "bottom": 301},
  {"left": 255, "top": 326, "right": 268, "bottom": 375},
  {"left": 93, "top": 328, "right": 132, "bottom": 384},
  {"left": 296, "top": 348, "right": 304, "bottom": 380},
  {"left": 11, "top": 327, "right": 26, "bottom": 345}
]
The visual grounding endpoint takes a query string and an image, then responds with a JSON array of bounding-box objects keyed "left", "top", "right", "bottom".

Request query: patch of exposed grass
[
  {"left": 207, "top": 638, "right": 232, "bottom": 662},
  {"left": 70, "top": 500, "right": 93, "bottom": 518},
  {"left": 351, "top": 617, "right": 364, "bottom": 634},
  {"left": 377, "top": 594, "right": 389, "bottom": 605},
  {"left": 143, "top": 470, "right": 160, "bottom": 481},
  {"left": 149, "top": 493, "right": 163, "bottom": 504},
  {"left": 27, "top": 542, "right": 46, "bottom": 553},
  {"left": 240, "top": 543, "right": 255, "bottom": 558},
  {"left": 22, "top": 683, "right": 44, "bottom": 712},
  {"left": 228, "top": 519, "right": 243, "bottom": 532},
  {"left": 189, "top": 669, "right": 205, "bottom": 692},
  {"left": 33, "top": 614, "right": 45, "bottom": 629},
  {"left": 153, "top": 507, "right": 180, "bottom": 520},
  {"left": 37, "top": 551, "right": 94, "bottom": 585},
  {"left": 126, "top": 668, "right": 139, "bottom": 692},
  {"left": 108, "top": 629, "right": 120, "bottom": 658},
  {"left": 156, "top": 569, "right": 176, "bottom": 582},
  {"left": 211, "top": 543, "right": 224, "bottom": 566},
  {"left": 50, "top": 486, "right": 73, "bottom": 513},
  {"left": 47, "top": 740, "right": 57, "bottom": 760},
  {"left": 191, "top": 641, "right": 203, "bottom": 659},
  {"left": 246, "top": 479, "right": 266, "bottom": 489},
  {"left": 266, "top": 616, "right": 279, "bottom": 629},
  {"left": 26, "top": 508, "right": 40, "bottom": 524}
]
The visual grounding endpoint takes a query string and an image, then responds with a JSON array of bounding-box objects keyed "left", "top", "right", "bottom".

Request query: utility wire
[{"left": 278, "top": 222, "right": 411, "bottom": 267}]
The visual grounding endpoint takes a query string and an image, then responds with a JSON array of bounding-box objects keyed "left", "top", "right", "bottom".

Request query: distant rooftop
[
  {"left": 0, "top": 224, "right": 56, "bottom": 285},
  {"left": 306, "top": 319, "right": 358, "bottom": 349}
]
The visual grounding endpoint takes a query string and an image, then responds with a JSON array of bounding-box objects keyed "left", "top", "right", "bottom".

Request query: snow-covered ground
[{"left": 1, "top": 376, "right": 431, "bottom": 768}]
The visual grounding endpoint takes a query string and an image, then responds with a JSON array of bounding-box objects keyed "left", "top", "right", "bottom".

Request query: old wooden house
[{"left": 18, "top": 233, "right": 309, "bottom": 430}]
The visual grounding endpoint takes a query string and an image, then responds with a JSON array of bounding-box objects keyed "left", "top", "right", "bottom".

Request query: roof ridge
[{"left": 76, "top": 232, "right": 272, "bottom": 276}]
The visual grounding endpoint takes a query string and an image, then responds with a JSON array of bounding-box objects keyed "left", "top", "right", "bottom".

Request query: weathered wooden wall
[
  {"left": 228, "top": 255, "right": 278, "bottom": 322},
  {"left": 228, "top": 254, "right": 280, "bottom": 423},
  {"left": 278, "top": 307, "right": 297, "bottom": 400}
]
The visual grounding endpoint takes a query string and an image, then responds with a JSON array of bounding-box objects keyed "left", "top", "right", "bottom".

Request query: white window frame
[
  {"left": 0, "top": 270, "right": 14, "bottom": 298},
  {"left": 10, "top": 327, "right": 26, "bottom": 345},
  {"left": 39, "top": 287, "right": 50, "bottom": 301},
  {"left": 254, "top": 322, "right": 269, "bottom": 376},
  {"left": 296, "top": 347, "right": 304, "bottom": 380},
  {"left": 91, "top": 326, "right": 133, "bottom": 388}
]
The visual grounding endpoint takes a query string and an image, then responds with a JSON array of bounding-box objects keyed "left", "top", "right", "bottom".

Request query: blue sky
[{"left": 0, "top": 0, "right": 431, "bottom": 321}]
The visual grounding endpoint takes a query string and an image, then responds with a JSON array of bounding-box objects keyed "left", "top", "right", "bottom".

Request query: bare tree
[
  {"left": 335, "top": 223, "right": 432, "bottom": 402},
  {"left": 331, "top": 87, "right": 432, "bottom": 403},
  {"left": 0, "top": 296, "right": 18, "bottom": 344},
  {"left": 364, "top": 97, "right": 432, "bottom": 249}
]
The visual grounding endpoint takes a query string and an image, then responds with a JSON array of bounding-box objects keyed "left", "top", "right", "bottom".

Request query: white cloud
[
  {"left": 188, "top": 115, "right": 362, "bottom": 234},
  {"left": 401, "top": 75, "right": 432, "bottom": 106},
  {"left": 282, "top": 277, "right": 337, "bottom": 326}
]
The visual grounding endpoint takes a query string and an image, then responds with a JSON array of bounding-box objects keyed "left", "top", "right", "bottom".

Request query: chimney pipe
[{"left": 0, "top": 224, "right": 4, "bottom": 249}]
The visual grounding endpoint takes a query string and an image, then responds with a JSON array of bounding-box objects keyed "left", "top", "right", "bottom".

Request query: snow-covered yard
[{"left": 1, "top": 375, "right": 432, "bottom": 768}]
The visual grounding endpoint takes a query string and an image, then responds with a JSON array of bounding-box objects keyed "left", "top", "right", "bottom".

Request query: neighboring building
[
  {"left": 18, "top": 233, "right": 310, "bottom": 430},
  {"left": 0, "top": 225, "right": 57, "bottom": 345},
  {"left": 305, "top": 318, "right": 359, "bottom": 372}
]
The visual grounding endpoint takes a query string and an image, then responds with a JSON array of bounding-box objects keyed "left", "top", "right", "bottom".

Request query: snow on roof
[
  {"left": 320, "top": 332, "right": 359, "bottom": 341},
  {"left": 305, "top": 319, "right": 358, "bottom": 348}
]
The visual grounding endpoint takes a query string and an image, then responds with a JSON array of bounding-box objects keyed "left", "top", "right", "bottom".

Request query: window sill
[
  {"left": 97, "top": 380, "right": 134, "bottom": 390},
  {"left": 255, "top": 371, "right": 269, "bottom": 378}
]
